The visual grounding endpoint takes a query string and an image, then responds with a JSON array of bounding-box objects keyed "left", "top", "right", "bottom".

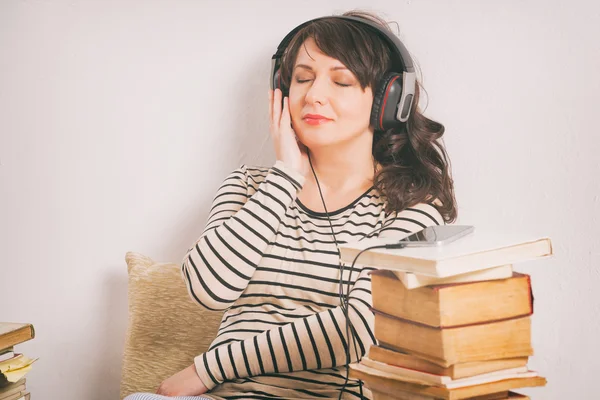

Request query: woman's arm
[
  {"left": 193, "top": 203, "right": 444, "bottom": 389},
  {"left": 181, "top": 160, "right": 305, "bottom": 311},
  {"left": 195, "top": 266, "right": 375, "bottom": 390},
  {"left": 368, "top": 201, "right": 445, "bottom": 240},
  {"left": 182, "top": 88, "right": 308, "bottom": 311}
]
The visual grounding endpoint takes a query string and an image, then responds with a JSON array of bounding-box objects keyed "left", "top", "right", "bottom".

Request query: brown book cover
[
  {"left": 368, "top": 345, "right": 529, "bottom": 379},
  {"left": 349, "top": 363, "right": 545, "bottom": 400},
  {"left": 371, "top": 270, "right": 534, "bottom": 328},
  {"left": 370, "top": 389, "right": 515, "bottom": 400},
  {"left": 370, "top": 389, "right": 527, "bottom": 400},
  {"left": 0, "top": 324, "right": 35, "bottom": 351},
  {"left": 504, "top": 393, "right": 528, "bottom": 399},
  {"left": 374, "top": 311, "right": 533, "bottom": 367}
]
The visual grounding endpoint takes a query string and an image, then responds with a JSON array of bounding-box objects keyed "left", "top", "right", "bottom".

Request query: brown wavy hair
[{"left": 279, "top": 10, "right": 457, "bottom": 223}]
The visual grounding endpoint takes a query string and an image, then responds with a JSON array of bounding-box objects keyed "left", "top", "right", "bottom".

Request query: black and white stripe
[{"left": 180, "top": 161, "right": 444, "bottom": 399}]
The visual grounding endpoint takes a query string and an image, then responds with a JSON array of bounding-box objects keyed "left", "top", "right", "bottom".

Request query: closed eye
[{"left": 294, "top": 78, "right": 351, "bottom": 87}]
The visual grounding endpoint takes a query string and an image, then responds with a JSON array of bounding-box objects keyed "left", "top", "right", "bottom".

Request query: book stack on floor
[
  {"left": 339, "top": 228, "right": 553, "bottom": 399},
  {"left": 0, "top": 323, "right": 36, "bottom": 400}
]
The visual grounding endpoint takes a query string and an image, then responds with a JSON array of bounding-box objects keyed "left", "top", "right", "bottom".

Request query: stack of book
[
  {"left": 1, "top": 323, "right": 36, "bottom": 400},
  {"left": 340, "top": 228, "right": 553, "bottom": 399}
]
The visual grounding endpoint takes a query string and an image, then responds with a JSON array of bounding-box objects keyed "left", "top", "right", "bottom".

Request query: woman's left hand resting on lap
[{"left": 156, "top": 363, "right": 208, "bottom": 396}]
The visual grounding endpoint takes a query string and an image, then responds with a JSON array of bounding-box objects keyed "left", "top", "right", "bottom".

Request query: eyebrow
[{"left": 293, "top": 64, "right": 348, "bottom": 72}]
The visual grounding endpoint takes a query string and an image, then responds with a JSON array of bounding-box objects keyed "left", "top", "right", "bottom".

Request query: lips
[{"left": 303, "top": 114, "right": 332, "bottom": 126}]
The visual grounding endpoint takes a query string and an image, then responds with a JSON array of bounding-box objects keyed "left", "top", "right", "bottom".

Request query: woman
[{"left": 126, "top": 9, "right": 456, "bottom": 400}]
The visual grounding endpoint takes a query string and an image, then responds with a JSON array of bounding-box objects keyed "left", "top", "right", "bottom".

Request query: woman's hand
[
  {"left": 156, "top": 363, "right": 208, "bottom": 396},
  {"left": 269, "top": 89, "right": 310, "bottom": 178}
]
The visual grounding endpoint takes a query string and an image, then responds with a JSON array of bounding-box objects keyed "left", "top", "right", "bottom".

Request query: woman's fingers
[{"left": 281, "top": 96, "right": 290, "bottom": 127}]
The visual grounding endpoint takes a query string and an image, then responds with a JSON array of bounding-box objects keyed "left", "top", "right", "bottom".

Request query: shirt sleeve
[
  {"left": 181, "top": 160, "right": 306, "bottom": 311},
  {"left": 367, "top": 201, "right": 445, "bottom": 240},
  {"left": 193, "top": 202, "right": 445, "bottom": 390}
]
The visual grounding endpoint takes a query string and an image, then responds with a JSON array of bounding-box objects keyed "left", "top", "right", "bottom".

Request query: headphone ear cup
[
  {"left": 273, "top": 69, "right": 281, "bottom": 91},
  {"left": 370, "top": 72, "right": 404, "bottom": 131},
  {"left": 273, "top": 68, "right": 289, "bottom": 97}
]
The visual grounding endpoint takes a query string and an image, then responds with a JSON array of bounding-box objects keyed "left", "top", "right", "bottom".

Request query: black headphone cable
[{"left": 306, "top": 152, "right": 402, "bottom": 400}]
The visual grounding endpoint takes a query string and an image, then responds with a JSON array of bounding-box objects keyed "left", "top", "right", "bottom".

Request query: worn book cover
[
  {"left": 0, "top": 324, "right": 34, "bottom": 351},
  {"left": 340, "top": 230, "right": 552, "bottom": 277},
  {"left": 371, "top": 271, "right": 534, "bottom": 327}
]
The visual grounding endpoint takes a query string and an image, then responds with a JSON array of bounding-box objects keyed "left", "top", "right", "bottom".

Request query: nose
[{"left": 304, "top": 77, "right": 329, "bottom": 106}]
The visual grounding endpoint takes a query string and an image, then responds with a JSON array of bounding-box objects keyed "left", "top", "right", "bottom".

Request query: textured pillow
[{"left": 120, "top": 252, "right": 223, "bottom": 399}]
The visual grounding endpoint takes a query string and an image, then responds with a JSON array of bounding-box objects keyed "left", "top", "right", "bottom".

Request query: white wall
[{"left": 1, "top": 0, "right": 598, "bottom": 398}]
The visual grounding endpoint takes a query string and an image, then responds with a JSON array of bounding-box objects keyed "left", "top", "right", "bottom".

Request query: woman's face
[{"left": 288, "top": 37, "right": 374, "bottom": 149}]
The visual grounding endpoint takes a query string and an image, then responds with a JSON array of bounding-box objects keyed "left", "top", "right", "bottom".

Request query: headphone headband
[
  {"left": 270, "top": 15, "right": 416, "bottom": 124},
  {"left": 272, "top": 15, "right": 414, "bottom": 74}
]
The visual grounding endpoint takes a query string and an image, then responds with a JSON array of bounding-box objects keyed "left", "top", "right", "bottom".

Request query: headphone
[{"left": 269, "top": 15, "right": 417, "bottom": 130}]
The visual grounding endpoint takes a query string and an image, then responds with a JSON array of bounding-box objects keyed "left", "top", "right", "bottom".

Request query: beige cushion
[{"left": 120, "top": 252, "right": 223, "bottom": 399}]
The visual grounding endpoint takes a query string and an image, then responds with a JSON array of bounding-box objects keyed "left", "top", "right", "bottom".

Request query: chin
[
  {"left": 302, "top": 135, "right": 354, "bottom": 150},
  {"left": 296, "top": 126, "right": 331, "bottom": 143}
]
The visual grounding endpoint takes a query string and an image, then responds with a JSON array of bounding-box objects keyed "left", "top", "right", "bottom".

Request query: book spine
[
  {"left": 372, "top": 309, "right": 533, "bottom": 330},
  {"left": 526, "top": 274, "right": 534, "bottom": 314}
]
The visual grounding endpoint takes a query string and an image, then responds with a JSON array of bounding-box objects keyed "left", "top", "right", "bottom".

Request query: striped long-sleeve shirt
[{"left": 181, "top": 160, "right": 444, "bottom": 400}]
